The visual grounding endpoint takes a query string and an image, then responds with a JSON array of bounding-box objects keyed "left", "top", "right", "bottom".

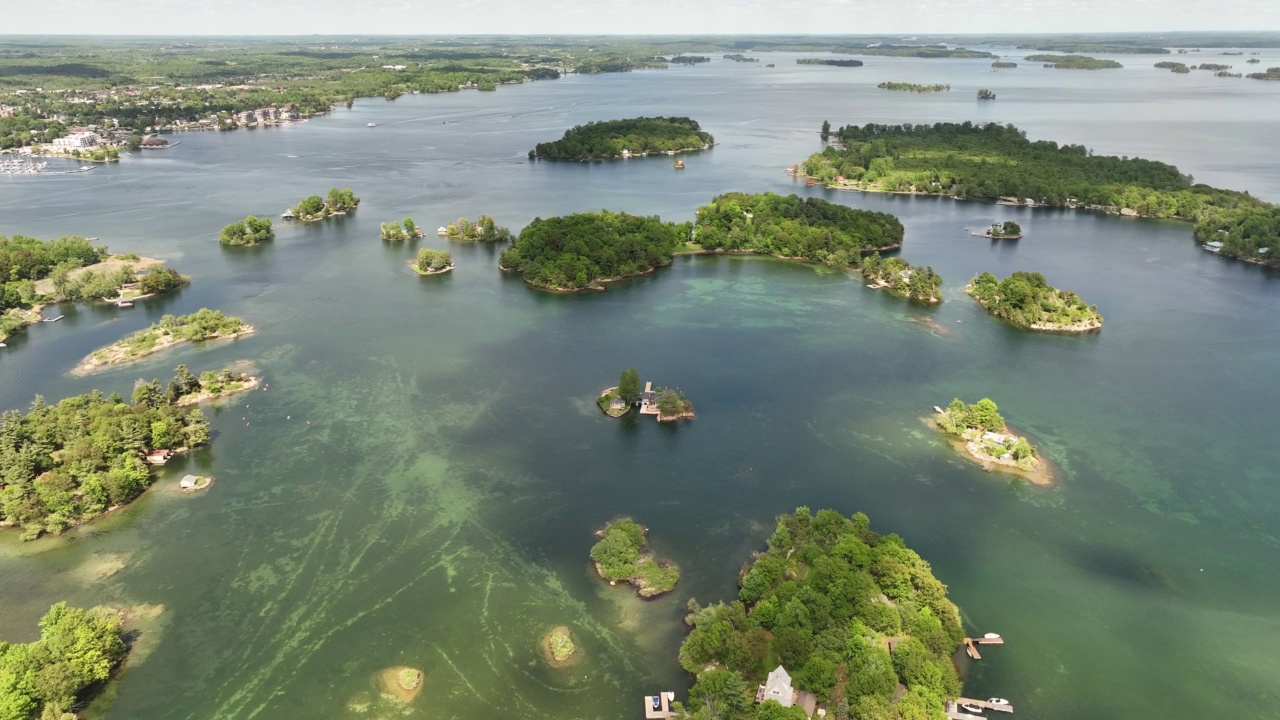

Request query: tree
[
  {"left": 967, "top": 398, "right": 1004, "bottom": 432},
  {"left": 172, "top": 365, "right": 200, "bottom": 396},
  {"left": 618, "top": 369, "right": 641, "bottom": 403},
  {"left": 688, "top": 668, "right": 751, "bottom": 720},
  {"left": 820, "top": 120, "right": 831, "bottom": 140}
]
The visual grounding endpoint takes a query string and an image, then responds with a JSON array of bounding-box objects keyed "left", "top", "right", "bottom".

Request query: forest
[
  {"left": 693, "top": 192, "right": 905, "bottom": 268},
  {"left": 966, "top": 271, "right": 1102, "bottom": 331},
  {"left": 499, "top": 211, "right": 690, "bottom": 290},
  {"left": 802, "top": 122, "right": 1278, "bottom": 265},
  {"left": 675, "top": 508, "right": 963, "bottom": 720},
  {"left": 529, "top": 117, "right": 714, "bottom": 160},
  {"left": 858, "top": 253, "right": 943, "bottom": 303},
  {"left": 219, "top": 216, "right": 274, "bottom": 246},
  {"left": 0, "top": 365, "right": 217, "bottom": 538},
  {"left": 0, "top": 602, "right": 129, "bottom": 719},
  {"left": 1025, "top": 54, "right": 1123, "bottom": 69}
]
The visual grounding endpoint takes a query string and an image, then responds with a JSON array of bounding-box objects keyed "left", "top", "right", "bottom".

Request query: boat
[
  {"left": 666, "top": 150, "right": 676, "bottom": 156},
  {"left": 437, "top": 227, "right": 448, "bottom": 236},
  {"left": 983, "top": 632, "right": 1001, "bottom": 639},
  {"left": 367, "top": 122, "right": 377, "bottom": 127},
  {"left": 118, "top": 301, "right": 134, "bottom": 308},
  {"left": 673, "top": 159, "right": 685, "bottom": 169},
  {"left": 987, "top": 698, "right": 1010, "bottom": 706},
  {"left": 959, "top": 703, "right": 984, "bottom": 714},
  {"left": 282, "top": 209, "right": 295, "bottom": 220}
]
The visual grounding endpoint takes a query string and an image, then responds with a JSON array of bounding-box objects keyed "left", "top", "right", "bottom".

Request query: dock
[
  {"left": 643, "top": 692, "right": 676, "bottom": 719},
  {"left": 963, "top": 635, "right": 1004, "bottom": 660},
  {"left": 951, "top": 698, "right": 1013, "bottom": 714}
]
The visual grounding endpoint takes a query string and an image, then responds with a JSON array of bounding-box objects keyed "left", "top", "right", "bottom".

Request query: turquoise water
[{"left": 1, "top": 51, "right": 1279, "bottom": 719}]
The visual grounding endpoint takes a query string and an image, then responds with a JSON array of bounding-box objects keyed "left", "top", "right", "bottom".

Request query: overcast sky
[{"left": 4, "top": 0, "right": 1279, "bottom": 36}]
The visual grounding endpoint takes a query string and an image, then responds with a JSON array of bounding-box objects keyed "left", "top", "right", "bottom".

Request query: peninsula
[
  {"left": 1026, "top": 54, "right": 1124, "bottom": 69},
  {"left": 528, "top": 117, "right": 713, "bottom": 160},
  {"left": 380, "top": 218, "right": 424, "bottom": 241},
  {"left": 499, "top": 210, "right": 690, "bottom": 291},
  {"left": 858, "top": 253, "right": 943, "bottom": 303},
  {"left": 693, "top": 192, "right": 905, "bottom": 268},
  {"left": 75, "top": 308, "right": 254, "bottom": 374},
  {"left": 933, "top": 398, "right": 1047, "bottom": 483},
  {"left": 285, "top": 187, "right": 359, "bottom": 221},
  {"left": 441, "top": 215, "right": 514, "bottom": 242},
  {"left": 411, "top": 249, "right": 453, "bottom": 276},
  {"left": 219, "top": 215, "right": 274, "bottom": 246},
  {"left": 966, "top": 271, "right": 1102, "bottom": 332},
  {"left": 0, "top": 370, "right": 214, "bottom": 538},
  {"left": 677, "top": 508, "right": 964, "bottom": 719},
  {"left": 590, "top": 518, "right": 679, "bottom": 598},
  {"left": 799, "top": 122, "right": 1278, "bottom": 267},
  {"left": 0, "top": 603, "right": 129, "bottom": 718},
  {"left": 877, "top": 81, "right": 950, "bottom": 92}
]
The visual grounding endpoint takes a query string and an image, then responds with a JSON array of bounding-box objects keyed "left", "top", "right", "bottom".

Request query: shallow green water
[{"left": 2, "top": 51, "right": 1280, "bottom": 720}]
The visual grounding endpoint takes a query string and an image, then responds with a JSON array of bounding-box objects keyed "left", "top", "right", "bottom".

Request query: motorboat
[
  {"left": 983, "top": 633, "right": 1001, "bottom": 639},
  {"left": 959, "top": 703, "right": 984, "bottom": 714},
  {"left": 987, "top": 698, "right": 1010, "bottom": 706},
  {"left": 367, "top": 122, "right": 377, "bottom": 127}
]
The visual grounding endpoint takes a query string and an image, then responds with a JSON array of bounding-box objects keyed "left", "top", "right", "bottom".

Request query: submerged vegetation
[
  {"left": 590, "top": 518, "right": 680, "bottom": 597},
  {"left": 967, "top": 271, "right": 1102, "bottom": 332},
  {"left": 858, "top": 253, "right": 943, "bottom": 303},
  {"left": 693, "top": 192, "right": 905, "bottom": 267},
  {"left": 676, "top": 508, "right": 963, "bottom": 719},
  {"left": 499, "top": 211, "right": 689, "bottom": 291},
  {"left": 529, "top": 117, "right": 713, "bottom": 160},
  {"left": 219, "top": 215, "right": 274, "bottom": 246},
  {"left": 1025, "top": 54, "right": 1123, "bottom": 69},
  {"left": 0, "top": 602, "right": 129, "bottom": 719},
  {"left": 443, "top": 215, "right": 514, "bottom": 242},
  {"left": 877, "top": 82, "right": 950, "bottom": 93}
]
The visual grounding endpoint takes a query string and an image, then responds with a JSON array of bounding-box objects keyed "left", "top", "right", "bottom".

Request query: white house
[
  {"left": 759, "top": 665, "right": 795, "bottom": 708},
  {"left": 52, "top": 131, "right": 99, "bottom": 148}
]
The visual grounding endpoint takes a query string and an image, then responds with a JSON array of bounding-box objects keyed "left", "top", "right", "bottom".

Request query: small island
[
  {"left": 529, "top": 117, "right": 714, "bottom": 161},
  {"left": 219, "top": 215, "right": 274, "bottom": 246},
  {"left": 857, "top": 253, "right": 943, "bottom": 303},
  {"left": 1193, "top": 63, "right": 1231, "bottom": 71},
  {"left": 1155, "top": 61, "right": 1192, "bottom": 74},
  {"left": 932, "top": 397, "right": 1047, "bottom": 483},
  {"left": 499, "top": 210, "right": 690, "bottom": 291},
  {"left": 376, "top": 666, "right": 424, "bottom": 703},
  {"left": 977, "top": 88, "right": 997, "bottom": 100},
  {"left": 380, "top": 218, "right": 424, "bottom": 241},
  {"left": 440, "top": 215, "right": 514, "bottom": 242},
  {"left": 596, "top": 369, "right": 639, "bottom": 418},
  {"left": 411, "top": 248, "right": 453, "bottom": 276},
  {"left": 983, "top": 220, "right": 1023, "bottom": 239},
  {"left": 877, "top": 81, "right": 950, "bottom": 93},
  {"left": 0, "top": 602, "right": 129, "bottom": 718},
  {"left": 670, "top": 55, "right": 711, "bottom": 65},
  {"left": 966, "top": 271, "right": 1102, "bottom": 332},
  {"left": 991, "top": 61, "right": 1019, "bottom": 68},
  {"left": 541, "top": 626, "right": 577, "bottom": 667},
  {"left": 284, "top": 187, "right": 359, "bottom": 221},
  {"left": 173, "top": 364, "right": 261, "bottom": 406},
  {"left": 1248, "top": 66, "right": 1280, "bottom": 80},
  {"left": 75, "top": 308, "right": 254, "bottom": 374},
  {"left": 723, "top": 54, "right": 759, "bottom": 63},
  {"left": 590, "top": 518, "right": 679, "bottom": 598},
  {"left": 1026, "top": 54, "right": 1123, "bottom": 69},
  {"left": 796, "top": 58, "right": 864, "bottom": 67},
  {"left": 598, "top": 370, "right": 693, "bottom": 421}
]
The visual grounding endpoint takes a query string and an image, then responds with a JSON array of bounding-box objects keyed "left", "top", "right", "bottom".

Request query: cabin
[{"left": 179, "top": 475, "right": 200, "bottom": 489}]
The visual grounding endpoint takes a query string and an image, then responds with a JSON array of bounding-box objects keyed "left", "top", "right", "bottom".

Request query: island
[
  {"left": 597, "top": 369, "right": 640, "bottom": 418},
  {"left": 440, "top": 215, "right": 514, "bottom": 242},
  {"left": 1248, "top": 66, "right": 1280, "bottom": 80},
  {"left": 983, "top": 220, "right": 1023, "bottom": 239},
  {"left": 877, "top": 82, "right": 950, "bottom": 93},
  {"left": 0, "top": 376, "right": 213, "bottom": 538},
  {"left": 1026, "top": 54, "right": 1123, "bottom": 69},
  {"left": 285, "top": 187, "right": 360, "bottom": 221},
  {"left": 933, "top": 398, "right": 1047, "bottom": 483},
  {"left": 411, "top": 248, "right": 453, "bottom": 276},
  {"left": 1155, "top": 61, "right": 1192, "bottom": 73},
  {"left": 966, "top": 271, "right": 1102, "bottom": 332},
  {"left": 589, "top": 517, "right": 679, "bottom": 598},
  {"left": 991, "top": 61, "right": 1019, "bottom": 68},
  {"left": 1193, "top": 63, "right": 1232, "bottom": 71},
  {"left": 857, "top": 253, "right": 943, "bottom": 303},
  {"left": 380, "top": 218, "right": 424, "bottom": 241},
  {"left": 0, "top": 602, "right": 129, "bottom": 719},
  {"left": 723, "top": 54, "right": 759, "bottom": 63},
  {"left": 376, "top": 666, "right": 424, "bottom": 703},
  {"left": 174, "top": 365, "right": 261, "bottom": 406},
  {"left": 499, "top": 210, "right": 690, "bottom": 291},
  {"left": 541, "top": 626, "right": 577, "bottom": 667},
  {"left": 796, "top": 58, "right": 864, "bottom": 67},
  {"left": 219, "top": 215, "right": 274, "bottom": 246},
  {"left": 75, "top": 308, "right": 254, "bottom": 374},
  {"left": 2, "top": 235, "right": 187, "bottom": 342},
  {"left": 674, "top": 509, "right": 964, "bottom": 720},
  {"left": 1246, "top": 58, "right": 1262, "bottom": 64},
  {"left": 693, "top": 192, "right": 905, "bottom": 268},
  {"left": 798, "top": 122, "right": 1278, "bottom": 267},
  {"left": 670, "top": 55, "right": 711, "bottom": 65},
  {"left": 977, "top": 88, "right": 997, "bottom": 100},
  {"left": 529, "top": 117, "right": 713, "bottom": 161}
]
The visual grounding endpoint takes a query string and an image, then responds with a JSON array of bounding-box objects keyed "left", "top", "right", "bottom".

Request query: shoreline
[
  {"left": 410, "top": 262, "right": 454, "bottom": 276},
  {"left": 923, "top": 415, "right": 1054, "bottom": 487},
  {"left": 964, "top": 286, "right": 1103, "bottom": 333},
  {"left": 73, "top": 326, "right": 256, "bottom": 376},
  {"left": 540, "top": 626, "right": 577, "bottom": 668},
  {"left": 533, "top": 142, "right": 714, "bottom": 162}
]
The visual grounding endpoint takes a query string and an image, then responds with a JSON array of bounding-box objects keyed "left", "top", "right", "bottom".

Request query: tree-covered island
[
  {"left": 1248, "top": 66, "right": 1280, "bottom": 80},
  {"left": 724, "top": 54, "right": 760, "bottom": 63},
  {"left": 173, "top": 365, "right": 261, "bottom": 406},
  {"left": 0, "top": 602, "right": 130, "bottom": 718},
  {"left": 984, "top": 221, "right": 1023, "bottom": 239},
  {"left": 933, "top": 398, "right": 1046, "bottom": 483},
  {"left": 673, "top": 508, "right": 965, "bottom": 720},
  {"left": 877, "top": 82, "right": 950, "bottom": 93},
  {"left": 411, "top": 249, "right": 453, "bottom": 276},
  {"left": 380, "top": 218, "right": 424, "bottom": 241},
  {"left": 799, "top": 122, "right": 1279, "bottom": 266},
  {"left": 529, "top": 117, "right": 714, "bottom": 160},
  {"left": 692, "top": 192, "right": 905, "bottom": 269},
  {"left": 75, "top": 308, "right": 253, "bottom": 375},
  {"left": 286, "top": 188, "right": 360, "bottom": 221},
  {"left": 1025, "top": 54, "right": 1123, "bottom": 69},
  {"left": 590, "top": 517, "right": 680, "bottom": 598},
  {"left": 441, "top": 215, "right": 515, "bottom": 242},
  {"left": 991, "top": 61, "right": 1019, "bottom": 68},
  {"left": 1155, "top": 61, "right": 1192, "bottom": 74},
  {"left": 967, "top": 271, "right": 1102, "bottom": 332},
  {"left": 499, "top": 211, "right": 690, "bottom": 291},
  {"left": 796, "top": 58, "right": 864, "bottom": 67},
  {"left": 219, "top": 216, "right": 274, "bottom": 246},
  {"left": 857, "top": 253, "right": 943, "bottom": 303},
  {"left": 977, "top": 89, "right": 997, "bottom": 100}
]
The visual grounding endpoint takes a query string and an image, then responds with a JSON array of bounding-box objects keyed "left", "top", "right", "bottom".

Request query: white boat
[
  {"left": 987, "top": 698, "right": 1010, "bottom": 706},
  {"left": 959, "top": 703, "right": 984, "bottom": 714},
  {"left": 367, "top": 122, "right": 377, "bottom": 127},
  {"left": 983, "top": 632, "right": 1001, "bottom": 639}
]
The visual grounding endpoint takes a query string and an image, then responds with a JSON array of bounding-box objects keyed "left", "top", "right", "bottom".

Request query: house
[
  {"left": 238, "top": 110, "right": 257, "bottom": 125},
  {"left": 1204, "top": 241, "right": 1224, "bottom": 252},
  {"left": 140, "top": 135, "right": 169, "bottom": 148},
  {"left": 179, "top": 475, "right": 200, "bottom": 489},
  {"left": 145, "top": 449, "right": 173, "bottom": 465},
  {"left": 757, "top": 666, "right": 795, "bottom": 707},
  {"left": 638, "top": 382, "right": 658, "bottom": 414}
]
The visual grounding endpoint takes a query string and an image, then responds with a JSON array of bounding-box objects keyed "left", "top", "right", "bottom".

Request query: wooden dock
[
  {"left": 644, "top": 692, "right": 676, "bottom": 719},
  {"left": 953, "top": 698, "right": 1013, "bottom": 714},
  {"left": 963, "top": 635, "right": 1004, "bottom": 660}
]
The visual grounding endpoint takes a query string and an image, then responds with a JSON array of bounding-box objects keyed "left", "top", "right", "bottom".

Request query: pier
[
  {"left": 643, "top": 692, "right": 676, "bottom": 719},
  {"left": 963, "top": 634, "right": 1004, "bottom": 660}
]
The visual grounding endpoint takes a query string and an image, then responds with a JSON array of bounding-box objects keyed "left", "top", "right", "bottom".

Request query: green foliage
[
  {"left": 967, "top": 270, "right": 1102, "bottom": 329},
  {"left": 694, "top": 192, "right": 904, "bottom": 265},
  {"left": 656, "top": 388, "right": 693, "bottom": 419},
  {"left": 530, "top": 117, "right": 713, "bottom": 160},
  {"left": 1025, "top": 54, "right": 1124, "bottom": 69},
  {"left": 137, "top": 266, "right": 186, "bottom": 295},
  {"left": 445, "top": 215, "right": 514, "bottom": 242},
  {"left": 218, "top": 216, "right": 274, "bottom": 247},
  {"left": 1247, "top": 66, "right": 1280, "bottom": 80},
  {"left": 688, "top": 668, "right": 752, "bottom": 718},
  {"left": 380, "top": 222, "right": 408, "bottom": 241},
  {"left": 92, "top": 308, "right": 246, "bottom": 364},
  {"left": 290, "top": 189, "right": 358, "bottom": 220},
  {"left": 977, "top": 89, "right": 997, "bottom": 99},
  {"left": 797, "top": 59, "right": 864, "bottom": 67},
  {"left": 500, "top": 210, "right": 689, "bottom": 290},
  {"left": 589, "top": 518, "right": 679, "bottom": 595},
  {"left": 858, "top": 253, "right": 942, "bottom": 302},
  {"left": 0, "top": 235, "right": 105, "bottom": 313},
  {"left": 938, "top": 397, "right": 1006, "bottom": 434},
  {"left": 1155, "top": 61, "right": 1192, "bottom": 73},
  {"left": 0, "top": 603, "right": 127, "bottom": 719},
  {"left": 413, "top": 249, "right": 452, "bottom": 273},
  {"left": 877, "top": 82, "right": 950, "bottom": 93},
  {"left": 991, "top": 62, "right": 1018, "bottom": 68},
  {"left": 618, "top": 369, "right": 641, "bottom": 404},
  {"left": 724, "top": 54, "right": 760, "bottom": 63},
  {"left": 680, "top": 509, "right": 963, "bottom": 717}
]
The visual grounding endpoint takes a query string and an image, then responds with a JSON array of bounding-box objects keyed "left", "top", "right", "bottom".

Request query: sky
[{"left": 4, "top": 0, "right": 1279, "bottom": 36}]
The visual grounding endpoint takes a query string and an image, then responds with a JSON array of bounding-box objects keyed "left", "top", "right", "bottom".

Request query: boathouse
[{"left": 180, "top": 475, "right": 200, "bottom": 489}]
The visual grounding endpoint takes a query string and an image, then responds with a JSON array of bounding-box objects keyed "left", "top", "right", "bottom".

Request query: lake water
[{"left": 2, "top": 49, "right": 1279, "bottom": 720}]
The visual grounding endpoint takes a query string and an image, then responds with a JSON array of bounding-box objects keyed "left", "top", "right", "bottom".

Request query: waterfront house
[
  {"left": 638, "top": 382, "right": 658, "bottom": 414},
  {"left": 180, "top": 475, "right": 199, "bottom": 489},
  {"left": 1204, "top": 241, "right": 1224, "bottom": 252},
  {"left": 145, "top": 449, "right": 173, "bottom": 465},
  {"left": 756, "top": 666, "right": 795, "bottom": 707}
]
